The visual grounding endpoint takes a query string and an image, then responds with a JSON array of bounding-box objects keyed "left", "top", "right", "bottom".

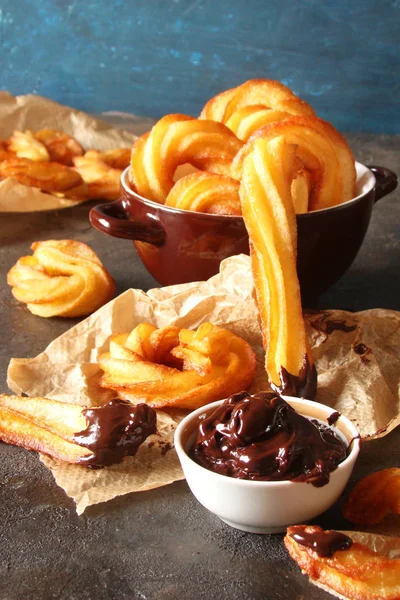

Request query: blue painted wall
[{"left": 0, "top": 0, "right": 399, "bottom": 133}]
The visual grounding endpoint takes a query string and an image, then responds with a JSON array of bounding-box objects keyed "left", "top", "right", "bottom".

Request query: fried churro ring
[
  {"left": 165, "top": 172, "right": 241, "bottom": 215},
  {"left": 225, "top": 105, "right": 293, "bottom": 142},
  {"left": 73, "top": 155, "right": 121, "bottom": 200},
  {"left": 343, "top": 468, "right": 400, "bottom": 525},
  {"left": 200, "top": 79, "right": 315, "bottom": 123},
  {"left": 7, "top": 130, "right": 50, "bottom": 162},
  {"left": 0, "top": 158, "right": 83, "bottom": 193},
  {"left": 285, "top": 525, "right": 400, "bottom": 600},
  {"left": 232, "top": 116, "right": 356, "bottom": 211},
  {"left": 7, "top": 240, "right": 116, "bottom": 317},
  {"left": 0, "top": 395, "right": 156, "bottom": 467},
  {"left": 34, "top": 129, "right": 84, "bottom": 165},
  {"left": 98, "top": 322, "right": 256, "bottom": 410},
  {"left": 239, "top": 135, "right": 316, "bottom": 397},
  {"left": 129, "top": 114, "right": 243, "bottom": 203}
]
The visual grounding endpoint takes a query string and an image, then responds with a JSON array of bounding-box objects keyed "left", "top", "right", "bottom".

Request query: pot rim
[{"left": 121, "top": 161, "right": 376, "bottom": 220}]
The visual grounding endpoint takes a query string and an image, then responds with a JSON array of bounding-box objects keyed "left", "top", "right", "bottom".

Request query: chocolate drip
[
  {"left": 192, "top": 392, "right": 348, "bottom": 486},
  {"left": 73, "top": 399, "right": 157, "bottom": 468},
  {"left": 353, "top": 343, "right": 372, "bottom": 364},
  {"left": 271, "top": 355, "right": 317, "bottom": 400},
  {"left": 327, "top": 411, "right": 341, "bottom": 426},
  {"left": 290, "top": 527, "right": 353, "bottom": 557}
]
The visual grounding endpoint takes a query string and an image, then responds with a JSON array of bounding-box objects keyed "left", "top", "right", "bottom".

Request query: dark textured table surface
[{"left": 0, "top": 121, "right": 399, "bottom": 600}]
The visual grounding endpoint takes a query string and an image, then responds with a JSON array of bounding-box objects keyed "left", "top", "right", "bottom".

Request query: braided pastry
[
  {"left": 98, "top": 322, "right": 256, "bottom": 410},
  {"left": 232, "top": 116, "right": 356, "bottom": 212},
  {"left": 200, "top": 79, "right": 315, "bottom": 137},
  {"left": 239, "top": 135, "right": 316, "bottom": 398},
  {"left": 165, "top": 172, "right": 241, "bottom": 215},
  {"left": 7, "top": 240, "right": 116, "bottom": 317},
  {"left": 129, "top": 114, "right": 243, "bottom": 203}
]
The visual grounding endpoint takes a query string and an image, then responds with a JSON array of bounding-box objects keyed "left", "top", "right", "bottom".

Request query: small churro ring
[
  {"left": 98, "top": 322, "right": 256, "bottom": 410},
  {"left": 7, "top": 240, "right": 116, "bottom": 317},
  {"left": 165, "top": 172, "right": 241, "bottom": 215},
  {"left": 200, "top": 79, "right": 315, "bottom": 124},
  {"left": 232, "top": 116, "right": 356, "bottom": 211},
  {"left": 129, "top": 114, "right": 243, "bottom": 203}
]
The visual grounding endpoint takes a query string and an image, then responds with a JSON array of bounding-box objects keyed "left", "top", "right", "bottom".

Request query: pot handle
[
  {"left": 368, "top": 165, "right": 398, "bottom": 202},
  {"left": 89, "top": 199, "right": 165, "bottom": 246}
]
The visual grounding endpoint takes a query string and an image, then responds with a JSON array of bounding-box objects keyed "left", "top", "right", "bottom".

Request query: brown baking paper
[
  {"left": 6, "top": 254, "right": 400, "bottom": 513},
  {"left": 0, "top": 92, "right": 137, "bottom": 212}
]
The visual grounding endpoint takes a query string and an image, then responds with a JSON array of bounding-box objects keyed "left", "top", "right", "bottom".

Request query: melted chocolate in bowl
[{"left": 192, "top": 392, "right": 348, "bottom": 487}]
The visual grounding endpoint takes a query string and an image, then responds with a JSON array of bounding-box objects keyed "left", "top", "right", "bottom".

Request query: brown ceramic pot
[{"left": 89, "top": 163, "right": 397, "bottom": 300}]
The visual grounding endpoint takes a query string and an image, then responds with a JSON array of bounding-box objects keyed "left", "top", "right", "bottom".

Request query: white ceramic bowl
[{"left": 174, "top": 396, "right": 360, "bottom": 534}]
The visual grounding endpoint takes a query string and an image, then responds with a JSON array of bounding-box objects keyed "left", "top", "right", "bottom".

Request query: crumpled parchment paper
[
  {"left": 0, "top": 92, "right": 136, "bottom": 212},
  {"left": 6, "top": 254, "right": 400, "bottom": 512}
]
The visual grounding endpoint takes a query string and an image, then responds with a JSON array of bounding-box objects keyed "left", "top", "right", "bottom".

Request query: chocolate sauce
[
  {"left": 354, "top": 343, "right": 372, "bottom": 364},
  {"left": 290, "top": 527, "right": 353, "bottom": 557},
  {"left": 73, "top": 399, "right": 157, "bottom": 468},
  {"left": 272, "top": 354, "right": 317, "bottom": 400},
  {"left": 192, "top": 392, "right": 348, "bottom": 486},
  {"left": 327, "top": 411, "right": 341, "bottom": 426},
  {"left": 323, "top": 319, "right": 357, "bottom": 335}
]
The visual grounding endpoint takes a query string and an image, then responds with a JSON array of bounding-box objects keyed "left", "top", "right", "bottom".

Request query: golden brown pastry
[
  {"left": 165, "top": 172, "right": 241, "bottom": 215},
  {"left": 239, "top": 134, "right": 316, "bottom": 397},
  {"left": 0, "top": 157, "right": 84, "bottom": 194},
  {"left": 285, "top": 525, "right": 400, "bottom": 600},
  {"left": 200, "top": 79, "right": 315, "bottom": 134},
  {"left": 98, "top": 322, "right": 256, "bottom": 410},
  {"left": 129, "top": 114, "right": 243, "bottom": 203},
  {"left": 7, "top": 130, "right": 50, "bottom": 162},
  {"left": 0, "top": 394, "right": 156, "bottom": 467},
  {"left": 34, "top": 129, "right": 84, "bottom": 165},
  {"left": 83, "top": 148, "right": 131, "bottom": 170},
  {"left": 343, "top": 468, "right": 400, "bottom": 525},
  {"left": 232, "top": 116, "right": 356, "bottom": 212},
  {"left": 7, "top": 240, "right": 116, "bottom": 317},
  {"left": 224, "top": 104, "right": 293, "bottom": 142},
  {"left": 73, "top": 155, "right": 121, "bottom": 201}
]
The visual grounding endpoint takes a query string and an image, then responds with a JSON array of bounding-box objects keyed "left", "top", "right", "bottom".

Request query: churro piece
[
  {"left": 225, "top": 104, "right": 293, "bottom": 142},
  {"left": 34, "top": 129, "right": 84, "bottom": 165},
  {"left": 232, "top": 116, "right": 356, "bottom": 211},
  {"left": 239, "top": 135, "right": 316, "bottom": 397},
  {"left": 98, "top": 322, "right": 256, "bottom": 410},
  {"left": 285, "top": 525, "right": 400, "bottom": 600},
  {"left": 130, "top": 114, "right": 243, "bottom": 203},
  {"left": 200, "top": 79, "right": 315, "bottom": 123},
  {"left": 84, "top": 148, "right": 131, "bottom": 170},
  {"left": 0, "top": 158, "right": 83, "bottom": 193},
  {"left": 8, "top": 130, "right": 49, "bottom": 162},
  {"left": 343, "top": 468, "right": 400, "bottom": 525},
  {"left": 7, "top": 240, "right": 116, "bottom": 317},
  {"left": 0, "top": 394, "right": 156, "bottom": 467},
  {"left": 165, "top": 172, "right": 241, "bottom": 215},
  {"left": 73, "top": 155, "right": 121, "bottom": 200}
]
